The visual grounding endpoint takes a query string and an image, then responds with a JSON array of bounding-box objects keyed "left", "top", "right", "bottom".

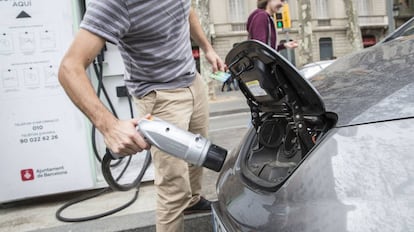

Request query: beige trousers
[{"left": 133, "top": 74, "right": 209, "bottom": 232}]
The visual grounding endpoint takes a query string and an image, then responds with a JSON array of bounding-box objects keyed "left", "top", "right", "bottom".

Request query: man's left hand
[{"left": 205, "top": 50, "right": 226, "bottom": 73}]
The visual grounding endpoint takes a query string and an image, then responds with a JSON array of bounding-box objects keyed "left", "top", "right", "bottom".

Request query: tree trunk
[
  {"left": 297, "top": 0, "right": 314, "bottom": 67},
  {"left": 191, "top": 0, "right": 216, "bottom": 100},
  {"left": 343, "top": 0, "right": 363, "bottom": 50}
]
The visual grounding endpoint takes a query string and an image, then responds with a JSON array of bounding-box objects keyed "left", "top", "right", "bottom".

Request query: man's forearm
[
  {"left": 189, "top": 8, "right": 213, "bottom": 53},
  {"left": 58, "top": 58, "right": 117, "bottom": 135},
  {"left": 189, "top": 8, "right": 226, "bottom": 72},
  {"left": 58, "top": 29, "right": 118, "bottom": 135}
]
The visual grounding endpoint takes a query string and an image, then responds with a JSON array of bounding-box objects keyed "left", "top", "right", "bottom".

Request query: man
[
  {"left": 247, "top": 0, "right": 298, "bottom": 51},
  {"left": 58, "top": 1, "right": 225, "bottom": 231}
]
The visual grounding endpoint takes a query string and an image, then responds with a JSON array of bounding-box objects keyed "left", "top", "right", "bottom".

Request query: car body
[
  {"left": 299, "top": 60, "right": 335, "bottom": 79},
  {"left": 212, "top": 31, "right": 414, "bottom": 232}
]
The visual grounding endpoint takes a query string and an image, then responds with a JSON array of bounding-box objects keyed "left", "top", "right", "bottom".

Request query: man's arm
[
  {"left": 58, "top": 29, "right": 149, "bottom": 155},
  {"left": 189, "top": 8, "right": 225, "bottom": 72}
]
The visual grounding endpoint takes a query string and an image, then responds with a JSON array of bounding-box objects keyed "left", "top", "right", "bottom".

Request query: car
[
  {"left": 212, "top": 35, "right": 414, "bottom": 232},
  {"left": 381, "top": 16, "right": 414, "bottom": 43},
  {"left": 299, "top": 59, "right": 335, "bottom": 79}
]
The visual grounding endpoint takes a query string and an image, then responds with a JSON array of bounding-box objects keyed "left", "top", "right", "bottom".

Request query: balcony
[
  {"left": 358, "top": 15, "right": 388, "bottom": 27},
  {"left": 317, "top": 19, "right": 331, "bottom": 26},
  {"left": 231, "top": 22, "right": 247, "bottom": 32}
]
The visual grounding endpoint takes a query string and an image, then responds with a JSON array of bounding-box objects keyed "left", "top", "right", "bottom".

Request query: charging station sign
[{"left": 0, "top": 0, "right": 94, "bottom": 202}]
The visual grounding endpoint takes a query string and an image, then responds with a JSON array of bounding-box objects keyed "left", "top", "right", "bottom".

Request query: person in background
[{"left": 247, "top": 0, "right": 298, "bottom": 51}]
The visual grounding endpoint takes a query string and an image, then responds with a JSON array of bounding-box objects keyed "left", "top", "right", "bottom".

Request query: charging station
[
  {"left": 0, "top": 0, "right": 94, "bottom": 203},
  {"left": 0, "top": 0, "right": 154, "bottom": 203}
]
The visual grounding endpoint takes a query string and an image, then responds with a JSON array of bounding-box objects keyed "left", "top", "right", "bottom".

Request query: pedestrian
[
  {"left": 247, "top": 0, "right": 298, "bottom": 51},
  {"left": 58, "top": 1, "right": 225, "bottom": 231}
]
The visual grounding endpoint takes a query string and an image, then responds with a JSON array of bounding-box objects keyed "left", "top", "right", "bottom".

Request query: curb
[{"left": 32, "top": 211, "right": 213, "bottom": 232}]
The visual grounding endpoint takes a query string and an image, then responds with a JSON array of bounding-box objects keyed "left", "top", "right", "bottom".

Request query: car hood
[{"left": 310, "top": 35, "right": 414, "bottom": 127}]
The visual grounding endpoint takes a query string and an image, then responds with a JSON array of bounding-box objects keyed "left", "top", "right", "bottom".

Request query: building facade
[
  {"left": 395, "top": 0, "right": 414, "bottom": 27},
  {"left": 209, "top": 0, "right": 410, "bottom": 67}
]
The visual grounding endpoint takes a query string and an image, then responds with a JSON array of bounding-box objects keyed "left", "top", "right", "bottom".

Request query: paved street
[{"left": 0, "top": 89, "right": 250, "bottom": 232}]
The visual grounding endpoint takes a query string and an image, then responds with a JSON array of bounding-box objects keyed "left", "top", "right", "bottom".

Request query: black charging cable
[
  {"left": 55, "top": 48, "right": 151, "bottom": 222},
  {"left": 102, "top": 148, "right": 151, "bottom": 192}
]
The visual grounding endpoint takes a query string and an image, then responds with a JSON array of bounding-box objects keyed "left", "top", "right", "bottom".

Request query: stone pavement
[{"left": 0, "top": 87, "right": 250, "bottom": 232}]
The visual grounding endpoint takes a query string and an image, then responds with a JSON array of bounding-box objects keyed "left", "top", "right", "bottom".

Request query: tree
[
  {"left": 192, "top": 0, "right": 216, "bottom": 99},
  {"left": 343, "top": 0, "right": 363, "bottom": 50},
  {"left": 297, "top": 0, "right": 314, "bottom": 67}
]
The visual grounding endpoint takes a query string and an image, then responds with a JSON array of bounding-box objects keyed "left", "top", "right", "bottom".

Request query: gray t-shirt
[{"left": 80, "top": 0, "right": 196, "bottom": 98}]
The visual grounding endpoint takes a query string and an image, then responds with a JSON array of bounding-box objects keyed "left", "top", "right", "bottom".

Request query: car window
[{"left": 300, "top": 60, "right": 335, "bottom": 79}]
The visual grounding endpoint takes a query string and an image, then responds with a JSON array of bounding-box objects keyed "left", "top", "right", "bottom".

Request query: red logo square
[{"left": 21, "top": 169, "right": 35, "bottom": 181}]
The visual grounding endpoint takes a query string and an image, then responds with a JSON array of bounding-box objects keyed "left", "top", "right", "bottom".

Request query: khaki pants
[{"left": 133, "top": 74, "right": 209, "bottom": 232}]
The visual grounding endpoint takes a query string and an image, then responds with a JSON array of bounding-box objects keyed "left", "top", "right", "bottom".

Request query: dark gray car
[{"left": 212, "top": 28, "right": 414, "bottom": 231}]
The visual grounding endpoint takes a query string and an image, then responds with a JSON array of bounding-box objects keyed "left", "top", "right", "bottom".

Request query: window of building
[
  {"left": 399, "top": 0, "right": 409, "bottom": 8},
  {"left": 319, "top": 37, "right": 333, "bottom": 60},
  {"left": 228, "top": 0, "right": 247, "bottom": 22},
  {"left": 315, "top": 0, "right": 329, "bottom": 19},
  {"left": 357, "top": 0, "right": 373, "bottom": 16}
]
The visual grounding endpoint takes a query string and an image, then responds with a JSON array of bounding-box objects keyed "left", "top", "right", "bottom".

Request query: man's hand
[
  {"left": 205, "top": 50, "right": 226, "bottom": 73},
  {"left": 284, "top": 40, "right": 299, "bottom": 49},
  {"left": 103, "top": 118, "right": 150, "bottom": 156}
]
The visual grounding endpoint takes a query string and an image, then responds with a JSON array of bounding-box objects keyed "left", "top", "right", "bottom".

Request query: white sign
[{"left": 0, "top": 0, "right": 94, "bottom": 203}]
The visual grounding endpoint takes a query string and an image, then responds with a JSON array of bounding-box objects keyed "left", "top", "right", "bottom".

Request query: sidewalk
[
  {"left": 0, "top": 88, "right": 249, "bottom": 232},
  {"left": 209, "top": 87, "right": 249, "bottom": 117}
]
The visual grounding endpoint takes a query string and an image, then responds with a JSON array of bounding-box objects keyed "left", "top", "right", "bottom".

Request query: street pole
[
  {"left": 387, "top": 0, "right": 395, "bottom": 33},
  {"left": 284, "top": 29, "right": 292, "bottom": 63}
]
